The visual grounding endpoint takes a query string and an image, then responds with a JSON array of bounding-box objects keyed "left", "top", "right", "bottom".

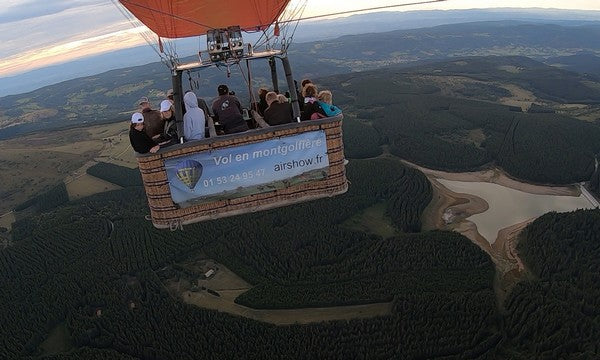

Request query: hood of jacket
[{"left": 184, "top": 92, "right": 199, "bottom": 111}]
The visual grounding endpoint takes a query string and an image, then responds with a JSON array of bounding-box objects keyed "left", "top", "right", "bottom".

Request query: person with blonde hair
[
  {"left": 317, "top": 90, "right": 342, "bottom": 117},
  {"left": 263, "top": 91, "right": 293, "bottom": 126},
  {"left": 277, "top": 94, "right": 289, "bottom": 103}
]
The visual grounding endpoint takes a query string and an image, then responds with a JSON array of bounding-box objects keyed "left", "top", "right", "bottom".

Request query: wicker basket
[{"left": 137, "top": 115, "right": 347, "bottom": 228}]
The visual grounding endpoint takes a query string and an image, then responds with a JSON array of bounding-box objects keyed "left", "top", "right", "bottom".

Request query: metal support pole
[
  {"left": 280, "top": 56, "right": 300, "bottom": 121},
  {"left": 246, "top": 59, "right": 253, "bottom": 106},
  {"left": 269, "top": 57, "right": 279, "bottom": 94},
  {"left": 171, "top": 71, "right": 184, "bottom": 142}
]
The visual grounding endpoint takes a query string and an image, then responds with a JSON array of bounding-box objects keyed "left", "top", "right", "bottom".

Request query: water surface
[{"left": 437, "top": 179, "right": 595, "bottom": 243}]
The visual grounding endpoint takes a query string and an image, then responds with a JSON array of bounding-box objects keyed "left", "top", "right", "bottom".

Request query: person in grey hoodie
[{"left": 183, "top": 91, "right": 206, "bottom": 141}]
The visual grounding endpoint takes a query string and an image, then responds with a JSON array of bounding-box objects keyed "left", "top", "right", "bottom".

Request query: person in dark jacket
[
  {"left": 129, "top": 112, "right": 160, "bottom": 154},
  {"left": 263, "top": 92, "right": 293, "bottom": 126},
  {"left": 300, "top": 84, "right": 325, "bottom": 121},
  {"left": 159, "top": 99, "right": 179, "bottom": 139},
  {"left": 257, "top": 88, "right": 269, "bottom": 116},
  {"left": 211, "top": 85, "right": 249, "bottom": 134}
]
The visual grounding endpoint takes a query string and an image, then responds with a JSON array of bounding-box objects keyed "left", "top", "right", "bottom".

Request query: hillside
[
  {"left": 326, "top": 56, "right": 600, "bottom": 184},
  {"left": 2, "top": 21, "right": 600, "bottom": 139},
  {"left": 2, "top": 144, "right": 599, "bottom": 358},
  {"left": 1, "top": 55, "right": 599, "bottom": 216},
  {"left": 1, "top": 159, "right": 504, "bottom": 359},
  {"left": 4, "top": 8, "right": 600, "bottom": 97}
]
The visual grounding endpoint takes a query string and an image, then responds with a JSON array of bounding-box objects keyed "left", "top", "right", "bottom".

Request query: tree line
[{"left": 329, "top": 68, "right": 600, "bottom": 185}]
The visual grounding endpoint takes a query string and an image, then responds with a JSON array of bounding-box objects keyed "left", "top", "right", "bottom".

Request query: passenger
[
  {"left": 317, "top": 90, "right": 342, "bottom": 117},
  {"left": 264, "top": 92, "right": 293, "bottom": 126},
  {"left": 160, "top": 100, "right": 178, "bottom": 139},
  {"left": 301, "top": 79, "right": 312, "bottom": 90},
  {"left": 138, "top": 97, "right": 164, "bottom": 139},
  {"left": 166, "top": 89, "right": 174, "bottom": 103},
  {"left": 129, "top": 112, "right": 160, "bottom": 154},
  {"left": 277, "top": 94, "right": 289, "bottom": 103},
  {"left": 300, "top": 84, "right": 325, "bottom": 121},
  {"left": 294, "top": 80, "right": 304, "bottom": 112},
  {"left": 160, "top": 100, "right": 175, "bottom": 122},
  {"left": 211, "top": 85, "right": 249, "bottom": 134},
  {"left": 258, "top": 88, "right": 269, "bottom": 116},
  {"left": 183, "top": 92, "right": 206, "bottom": 141},
  {"left": 197, "top": 96, "right": 213, "bottom": 119},
  {"left": 300, "top": 79, "right": 313, "bottom": 108}
]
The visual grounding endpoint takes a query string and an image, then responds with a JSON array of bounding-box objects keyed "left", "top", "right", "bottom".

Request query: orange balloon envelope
[{"left": 119, "top": 0, "right": 291, "bottom": 38}]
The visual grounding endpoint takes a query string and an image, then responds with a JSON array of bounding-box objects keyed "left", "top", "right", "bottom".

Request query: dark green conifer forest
[
  {"left": 3, "top": 55, "right": 600, "bottom": 359},
  {"left": 322, "top": 59, "right": 600, "bottom": 185}
]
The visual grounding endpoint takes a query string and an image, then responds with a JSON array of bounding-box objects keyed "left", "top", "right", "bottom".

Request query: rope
[
  {"left": 277, "top": 0, "right": 449, "bottom": 26},
  {"left": 119, "top": 0, "right": 215, "bottom": 31}
]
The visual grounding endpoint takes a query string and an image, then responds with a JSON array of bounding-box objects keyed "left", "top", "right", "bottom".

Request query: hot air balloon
[
  {"left": 116, "top": 0, "right": 348, "bottom": 229},
  {"left": 175, "top": 160, "right": 203, "bottom": 190}
]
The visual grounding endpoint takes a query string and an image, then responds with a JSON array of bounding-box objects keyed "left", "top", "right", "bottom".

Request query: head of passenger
[
  {"left": 302, "top": 84, "right": 318, "bottom": 99},
  {"left": 277, "top": 94, "right": 288, "bottom": 103},
  {"left": 301, "top": 79, "right": 312, "bottom": 88},
  {"left": 183, "top": 92, "right": 199, "bottom": 111},
  {"left": 217, "top": 84, "right": 229, "bottom": 96},
  {"left": 138, "top": 97, "right": 151, "bottom": 111},
  {"left": 166, "top": 89, "right": 174, "bottom": 103},
  {"left": 160, "top": 100, "right": 173, "bottom": 119},
  {"left": 258, "top": 88, "right": 268, "bottom": 100},
  {"left": 265, "top": 91, "right": 279, "bottom": 107},
  {"left": 318, "top": 90, "right": 333, "bottom": 105},
  {"left": 130, "top": 112, "right": 144, "bottom": 130}
]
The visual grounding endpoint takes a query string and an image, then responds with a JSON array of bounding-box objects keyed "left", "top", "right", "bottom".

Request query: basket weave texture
[{"left": 137, "top": 117, "right": 347, "bottom": 228}]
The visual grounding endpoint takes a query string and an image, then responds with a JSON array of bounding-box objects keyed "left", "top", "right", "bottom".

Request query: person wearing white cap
[
  {"left": 129, "top": 112, "right": 160, "bottom": 154},
  {"left": 160, "top": 99, "right": 178, "bottom": 139},
  {"left": 160, "top": 100, "right": 174, "bottom": 120}
]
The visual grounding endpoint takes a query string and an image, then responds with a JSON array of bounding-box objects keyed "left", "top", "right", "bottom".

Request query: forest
[
  {"left": 86, "top": 162, "right": 143, "bottom": 188},
  {"left": 502, "top": 209, "right": 600, "bottom": 358},
  {"left": 320, "top": 62, "right": 600, "bottom": 184},
  {"left": 3, "top": 152, "right": 599, "bottom": 358},
  {"left": 3, "top": 51, "right": 600, "bottom": 358},
  {"left": 590, "top": 165, "right": 600, "bottom": 198},
  {"left": 13, "top": 183, "right": 69, "bottom": 212},
  {"left": 1, "top": 159, "right": 504, "bottom": 359}
]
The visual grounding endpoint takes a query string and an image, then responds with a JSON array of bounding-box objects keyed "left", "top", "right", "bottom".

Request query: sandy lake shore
[{"left": 405, "top": 160, "right": 583, "bottom": 303}]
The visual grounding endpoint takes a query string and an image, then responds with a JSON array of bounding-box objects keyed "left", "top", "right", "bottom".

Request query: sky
[{"left": 1, "top": 0, "right": 600, "bottom": 78}]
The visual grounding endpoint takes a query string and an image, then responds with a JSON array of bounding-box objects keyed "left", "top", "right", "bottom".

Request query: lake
[{"left": 437, "top": 179, "right": 596, "bottom": 244}]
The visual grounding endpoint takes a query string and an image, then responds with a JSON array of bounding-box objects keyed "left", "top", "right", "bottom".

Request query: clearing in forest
[{"left": 163, "top": 259, "right": 392, "bottom": 325}]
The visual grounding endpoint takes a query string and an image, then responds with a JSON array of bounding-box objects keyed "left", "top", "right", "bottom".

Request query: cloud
[
  {"left": 0, "top": 1, "right": 148, "bottom": 76},
  {"left": 0, "top": 0, "right": 104, "bottom": 23},
  {"left": 0, "top": 1, "right": 128, "bottom": 58},
  {"left": 0, "top": 27, "right": 148, "bottom": 76}
]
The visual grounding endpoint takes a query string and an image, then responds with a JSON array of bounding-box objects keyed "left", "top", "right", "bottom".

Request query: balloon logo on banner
[{"left": 175, "top": 160, "right": 203, "bottom": 190}]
